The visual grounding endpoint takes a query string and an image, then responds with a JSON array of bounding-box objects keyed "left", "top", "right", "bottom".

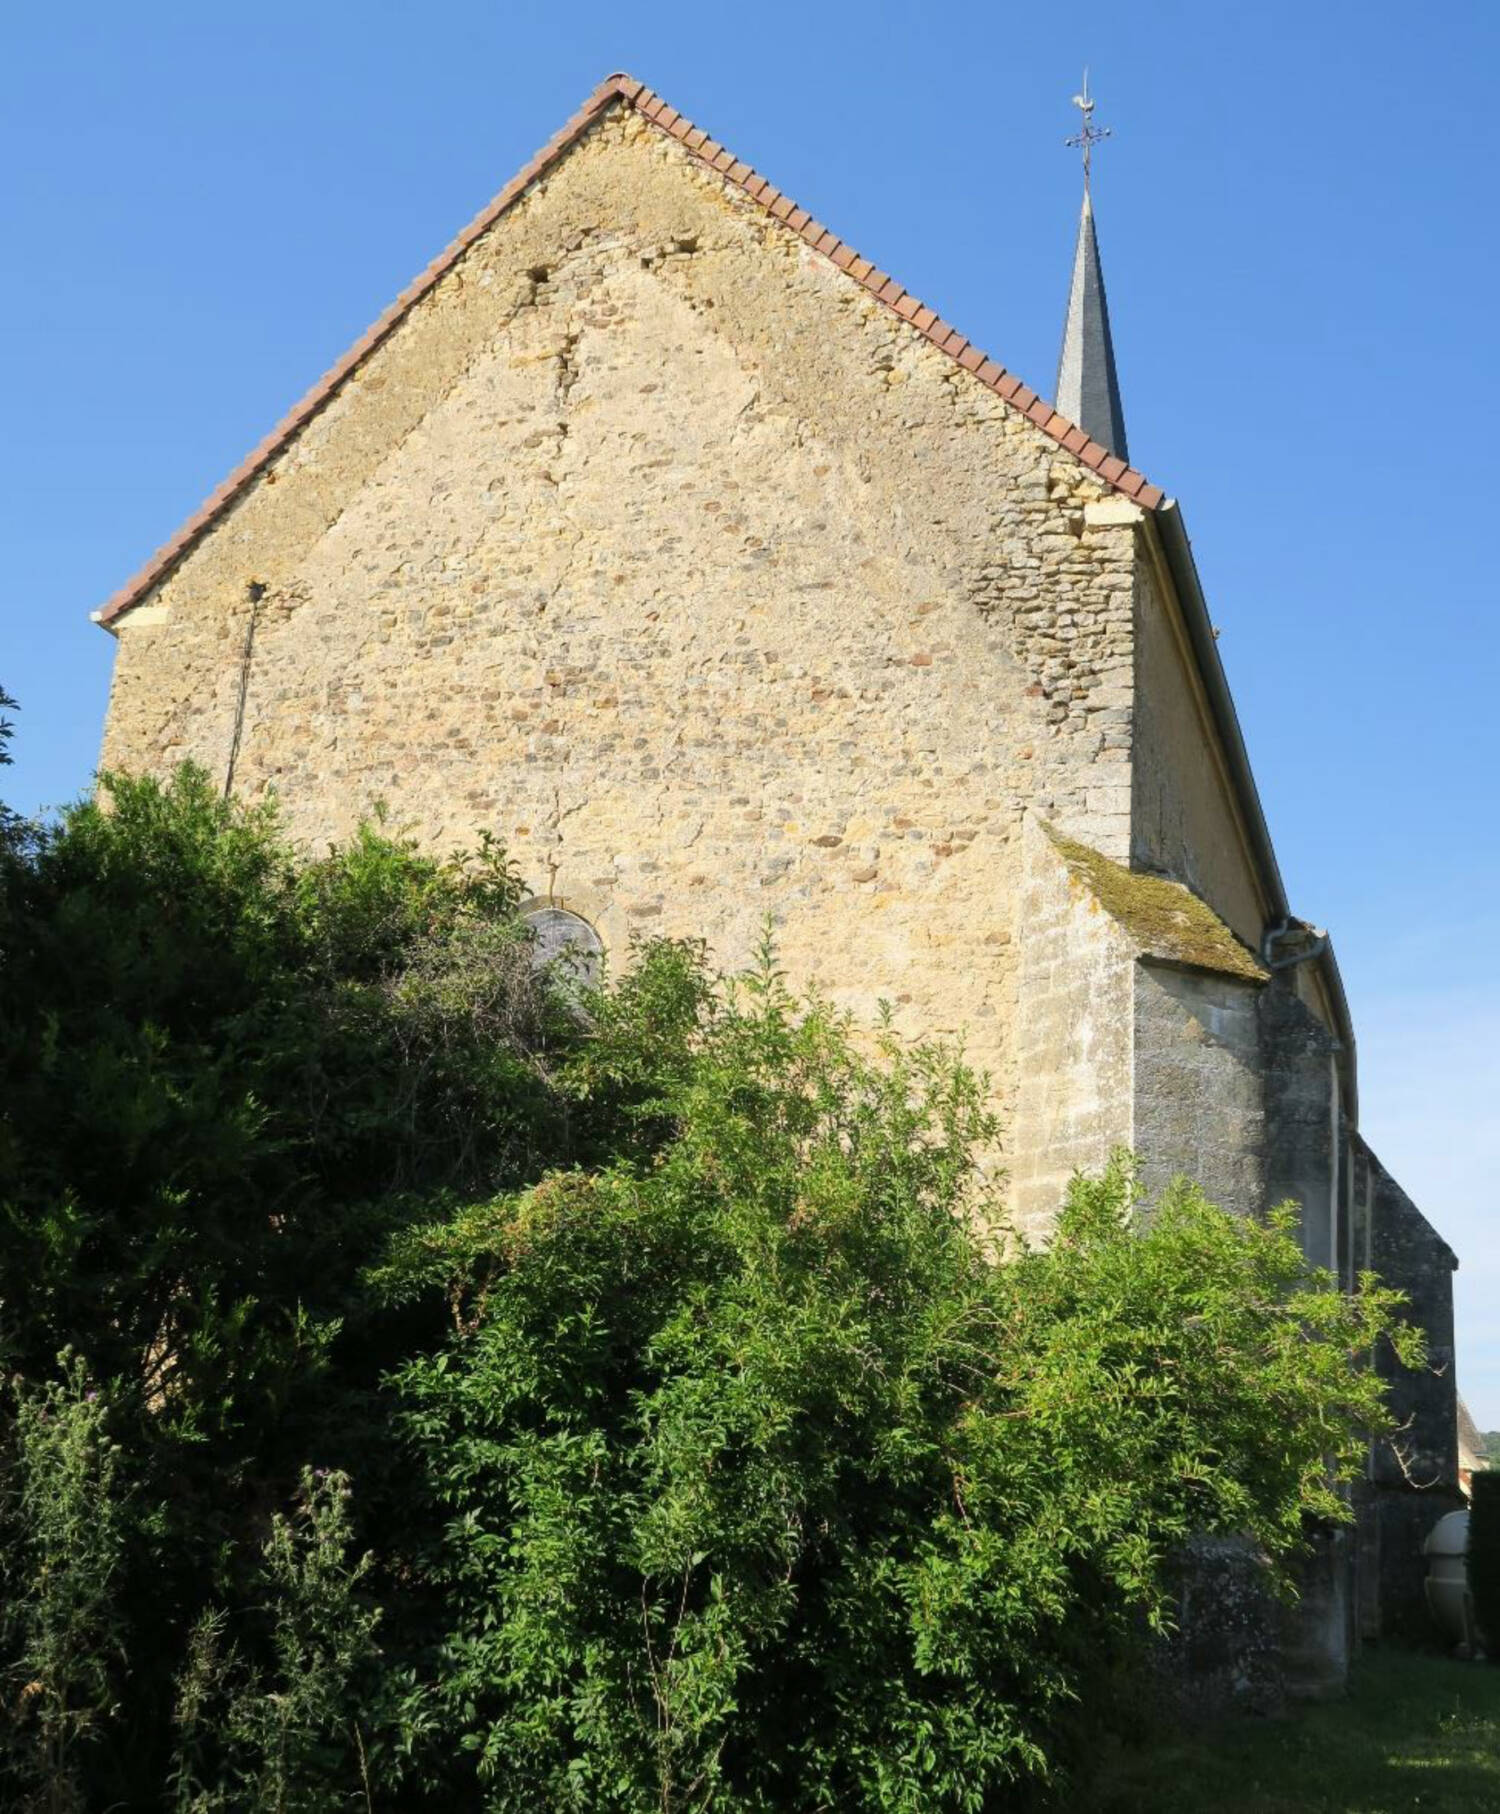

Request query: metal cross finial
[{"left": 1065, "top": 69, "right": 1112, "bottom": 193}]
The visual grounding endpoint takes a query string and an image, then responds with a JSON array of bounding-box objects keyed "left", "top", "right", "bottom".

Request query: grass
[{"left": 1085, "top": 1648, "right": 1500, "bottom": 1813}]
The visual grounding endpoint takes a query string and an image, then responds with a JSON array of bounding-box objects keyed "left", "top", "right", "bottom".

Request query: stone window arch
[{"left": 520, "top": 902, "right": 604, "bottom": 990}]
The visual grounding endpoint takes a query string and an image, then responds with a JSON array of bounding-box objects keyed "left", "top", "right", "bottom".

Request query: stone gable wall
[{"left": 100, "top": 108, "right": 1148, "bottom": 1187}]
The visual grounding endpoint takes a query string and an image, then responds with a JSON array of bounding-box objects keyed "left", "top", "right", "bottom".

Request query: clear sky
[{"left": 3, "top": 2, "right": 1496, "bottom": 1419}]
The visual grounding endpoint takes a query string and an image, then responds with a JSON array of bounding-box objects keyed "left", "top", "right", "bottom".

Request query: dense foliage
[
  {"left": 1467, "top": 1473, "right": 1500, "bottom": 1654},
  {"left": 0, "top": 754, "right": 1419, "bottom": 1809}
]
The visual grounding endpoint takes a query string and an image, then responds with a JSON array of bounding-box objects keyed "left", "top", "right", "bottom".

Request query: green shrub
[
  {"left": 0, "top": 761, "right": 1423, "bottom": 1808},
  {"left": 170, "top": 1469, "right": 387, "bottom": 1813},
  {"left": 0, "top": 767, "right": 600, "bottom": 1808},
  {"left": 379, "top": 955, "right": 1416, "bottom": 1812},
  {"left": 0, "top": 1358, "right": 148, "bottom": 1812},
  {"left": 1468, "top": 1473, "right": 1500, "bottom": 1652}
]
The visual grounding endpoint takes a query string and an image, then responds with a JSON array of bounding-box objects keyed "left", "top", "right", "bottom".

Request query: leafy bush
[
  {"left": 0, "top": 1358, "right": 148, "bottom": 1812},
  {"left": 1468, "top": 1473, "right": 1500, "bottom": 1652},
  {"left": 170, "top": 1469, "right": 385, "bottom": 1813},
  {"left": 379, "top": 956, "right": 1416, "bottom": 1811},
  {"left": 0, "top": 766, "right": 598, "bottom": 1806}
]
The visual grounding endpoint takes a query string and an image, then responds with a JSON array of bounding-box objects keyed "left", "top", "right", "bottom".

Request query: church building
[{"left": 92, "top": 73, "right": 1461, "bottom": 1683}]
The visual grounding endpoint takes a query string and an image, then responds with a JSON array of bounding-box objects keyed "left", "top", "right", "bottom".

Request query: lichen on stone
[{"left": 1043, "top": 823, "right": 1268, "bottom": 983}]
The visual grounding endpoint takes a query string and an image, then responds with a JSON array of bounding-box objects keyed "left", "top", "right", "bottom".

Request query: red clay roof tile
[{"left": 97, "top": 70, "right": 1167, "bottom": 626}]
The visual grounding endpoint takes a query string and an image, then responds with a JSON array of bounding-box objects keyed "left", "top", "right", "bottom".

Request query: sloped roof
[
  {"left": 1458, "top": 1398, "right": 1487, "bottom": 1468},
  {"left": 1045, "top": 824, "right": 1269, "bottom": 983},
  {"left": 96, "top": 71, "right": 1167, "bottom": 629}
]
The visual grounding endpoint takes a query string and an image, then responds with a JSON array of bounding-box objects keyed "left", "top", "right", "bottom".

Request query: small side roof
[
  {"left": 1045, "top": 824, "right": 1269, "bottom": 983},
  {"left": 96, "top": 70, "right": 1167, "bottom": 630},
  {"left": 1458, "top": 1398, "right": 1488, "bottom": 1468}
]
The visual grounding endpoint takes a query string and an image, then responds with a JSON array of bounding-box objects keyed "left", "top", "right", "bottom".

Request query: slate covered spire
[
  {"left": 1055, "top": 75, "right": 1128, "bottom": 463},
  {"left": 1055, "top": 189, "right": 1129, "bottom": 464}
]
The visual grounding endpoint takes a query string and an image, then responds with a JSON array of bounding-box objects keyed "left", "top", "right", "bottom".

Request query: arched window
[{"left": 521, "top": 904, "right": 604, "bottom": 989}]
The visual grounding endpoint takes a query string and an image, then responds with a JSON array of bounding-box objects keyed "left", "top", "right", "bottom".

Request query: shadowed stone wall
[
  {"left": 1259, "top": 978, "right": 1341, "bottom": 1271},
  {"left": 1133, "top": 960, "right": 1264, "bottom": 1218},
  {"left": 1365, "top": 1139, "right": 1462, "bottom": 1640}
]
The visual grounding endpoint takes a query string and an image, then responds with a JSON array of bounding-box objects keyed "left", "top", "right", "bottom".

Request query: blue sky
[{"left": 3, "top": 2, "right": 1496, "bottom": 1418}]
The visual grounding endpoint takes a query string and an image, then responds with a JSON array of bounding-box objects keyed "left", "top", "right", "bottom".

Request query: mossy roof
[{"left": 1044, "top": 825, "right": 1269, "bottom": 983}]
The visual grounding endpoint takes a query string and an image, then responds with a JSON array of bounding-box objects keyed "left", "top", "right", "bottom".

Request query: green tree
[{"left": 0, "top": 767, "right": 589, "bottom": 1804}]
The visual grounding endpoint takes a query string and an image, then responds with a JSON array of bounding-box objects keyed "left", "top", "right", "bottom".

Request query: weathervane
[{"left": 1065, "top": 70, "right": 1112, "bottom": 193}]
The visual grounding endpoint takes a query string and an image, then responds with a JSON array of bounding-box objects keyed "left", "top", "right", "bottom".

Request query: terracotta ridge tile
[{"left": 99, "top": 69, "right": 1167, "bottom": 628}]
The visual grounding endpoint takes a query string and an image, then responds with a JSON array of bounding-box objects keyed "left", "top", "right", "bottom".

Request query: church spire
[{"left": 1055, "top": 75, "right": 1129, "bottom": 463}]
